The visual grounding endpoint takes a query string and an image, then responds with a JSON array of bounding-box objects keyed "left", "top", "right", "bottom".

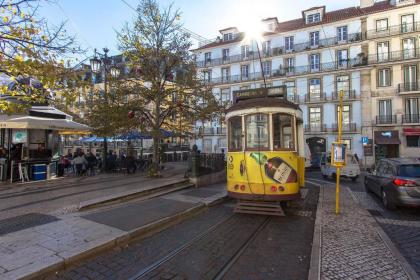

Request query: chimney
[{"left": 360, "top": 0, "right": 374, "bottom": 8}]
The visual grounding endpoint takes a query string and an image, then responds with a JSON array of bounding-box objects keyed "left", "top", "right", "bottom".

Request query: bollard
[{"left": 190, "top": 145, "right": 199, "bottom": 177}]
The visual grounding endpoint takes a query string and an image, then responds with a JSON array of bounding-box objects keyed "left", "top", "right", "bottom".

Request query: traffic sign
[{"left": 361, "top": 136, "right": 368, "bottom": 144}]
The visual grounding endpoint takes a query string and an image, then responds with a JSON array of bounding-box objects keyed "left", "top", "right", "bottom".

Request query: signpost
[{"left": 331, "top": 90, "right": 344, "bottom": 214}]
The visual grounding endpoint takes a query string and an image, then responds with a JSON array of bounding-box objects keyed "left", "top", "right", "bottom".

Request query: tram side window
[
  {"left": 246, "top": 114, "right": 269, "bottom": 150},
  {"left": 273, "top": 114, "right": 294, "bottom": 150},
  {"left": 228, "top": 117, "right": 242, "bottom": 151}
]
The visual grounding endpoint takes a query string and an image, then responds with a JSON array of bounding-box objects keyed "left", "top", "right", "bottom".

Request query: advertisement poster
[{"left": 12, "top": 129, "right": 27, "bottom": 144}]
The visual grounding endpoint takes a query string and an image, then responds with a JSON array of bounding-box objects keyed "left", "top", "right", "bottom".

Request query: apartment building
[{"left": 193, "top": 0, "right": 420, "bottom": 166}]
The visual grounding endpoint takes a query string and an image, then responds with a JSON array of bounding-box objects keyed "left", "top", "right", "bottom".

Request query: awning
[
  {"left": 374, "top": 130, "right": 401, "bottom": 144},
  {"left": 0, "top": 116, "right": 90, "bottom": 133},
  {"left": 403, "top": 128, "right": 420, "bottom": 136}
]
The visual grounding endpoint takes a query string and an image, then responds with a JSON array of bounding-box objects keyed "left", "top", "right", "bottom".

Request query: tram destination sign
[{"left": 233, "top": 86, "right": 287, "bottom": 102}]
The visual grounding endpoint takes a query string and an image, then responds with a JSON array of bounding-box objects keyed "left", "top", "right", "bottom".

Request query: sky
[{"left": 37, "top": 0, "right": 362, "bottom": 60}]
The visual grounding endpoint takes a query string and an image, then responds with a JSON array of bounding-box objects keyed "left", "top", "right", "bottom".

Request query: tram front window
[
  {"left": 246, "top": 114, "right": 269, "bottom": 150},
  {"left": 273, "top": 114, "right": 294, "bottom": 150},
  {"left": 228, "top": 116, "right": 242, "bottom": 151}
]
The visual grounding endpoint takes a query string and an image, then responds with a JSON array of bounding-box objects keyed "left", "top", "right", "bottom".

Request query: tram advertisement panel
[{"left": 227, "top": 151, "right": 299, "bottom": 195}]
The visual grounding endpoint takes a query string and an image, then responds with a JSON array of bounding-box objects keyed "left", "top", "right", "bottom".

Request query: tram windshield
[
  {"left": 273, "top": 114, "right": 294, "bottom": 150},
  {"left": 228, "top": 116, "right": 242, "bottom": 151},
  {"left": 246, "top": 114, "right": 269, "bottom": 150}
]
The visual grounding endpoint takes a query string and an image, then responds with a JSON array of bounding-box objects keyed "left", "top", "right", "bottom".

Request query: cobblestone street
[{"left": 45, "top": 186, "right": 319, "bottom": 280}]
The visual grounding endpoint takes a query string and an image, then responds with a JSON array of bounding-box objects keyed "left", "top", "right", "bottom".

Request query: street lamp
[{"left": 89, "top": 47, "right": 120, "bottom": 172}]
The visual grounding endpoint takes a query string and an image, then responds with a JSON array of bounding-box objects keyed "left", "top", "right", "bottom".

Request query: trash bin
[{"left": 32, "top": 164, "right": 47, "bottom": 181}]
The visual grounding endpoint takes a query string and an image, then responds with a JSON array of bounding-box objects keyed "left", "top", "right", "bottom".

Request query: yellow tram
[{"left": 226, "top": 86, "right": 305, "bottom": 215}]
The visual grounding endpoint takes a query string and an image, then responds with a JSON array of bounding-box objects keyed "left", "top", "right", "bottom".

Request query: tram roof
[{"left": 226, "top": 97, "right": 301, "bottom": 114}]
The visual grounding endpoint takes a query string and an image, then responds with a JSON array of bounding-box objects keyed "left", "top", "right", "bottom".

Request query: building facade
[{"left": 193, "top": 0, "right": 420, "bottom": 167}]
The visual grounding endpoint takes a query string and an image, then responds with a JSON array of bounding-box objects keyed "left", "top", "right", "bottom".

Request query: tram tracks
[{"left": 128, "top": 213, "right": 271, "bottom": 280}]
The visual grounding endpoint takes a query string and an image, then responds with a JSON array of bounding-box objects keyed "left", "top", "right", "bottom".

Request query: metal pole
[
  {"left": 336, "top": 89, "right": 344, "bottom": 215},
  {"left": 102, "top": 48, "right": 109, "bottom": 172},
  {"left": 255, "top": 42, "right": 267, "bottom": 89}
]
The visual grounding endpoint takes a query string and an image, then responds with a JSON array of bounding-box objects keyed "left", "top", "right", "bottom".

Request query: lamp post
[{"left": 89, "top": 48, "right": 120, "bottom": 172}]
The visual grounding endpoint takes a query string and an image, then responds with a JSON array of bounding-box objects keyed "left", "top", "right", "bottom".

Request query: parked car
[
  {"left": 320, "top": 152, "right": 360, "bottom": 182},
  {"left": 364, "top": 158, "right": 420, "bottom": 209}
]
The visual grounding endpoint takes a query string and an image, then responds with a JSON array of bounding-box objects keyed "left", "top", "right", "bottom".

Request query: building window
[
  {"left": 286, "top": 57, "right": 295, "bottom": 73},
  {"left": 405, "top": 98, "right": 419, "bottom": 122},
  {"left": 307, "top": 13, "right": 320, "bottom": 24},
  {"left": 402, "top": 38, "right": 416, "bottom": 59},
  {"left": 309, "top": 78, "right": 321, "bottom": 99},
  {"left": 376, "top": 19, "right": 388, "bottom": 32},
  {"left": 273, "top": 114, "right": 294, "bottom": 150},
  {"left": 221, "top": 88, "right": 230, "bottom": 104},
  {"left": 378, "top": 68, "right": 391, "bottom": 87},
  {"left": 379, "top": 99, "right": 392, "bottom": 116},
  {"left": 407, "top": 136, "right": 420, "bottom": 147},
  {"left": 310, "top": 54, "right": 320, "bottom": 71},
  {"left": 223, "top": 33, "right": 233, "bottom": 41},
  {"left": 221, "top": 67, "right": 230, "bottom": 82},
  {"left": 262, "top": 61, "right": 272, "bottom": 76},
  {"left": 337, "top": 104, "right": 351, "bottom": 125},
  {"left": 310, "top": 31, "right": 320, "bottom": 47},
  {"left": 241, "top": 45, "right": 250, "bottom": 59},
  {"left": 337, "top": 26, "right": 348, "bottom": 42},
  {"left": 222, "top": 49, "right": 230, "bottom": 61},
  {"left": 309, "top": 107, "right": 322, "bottom": 129},
  {"left": 401, "top": 14, "right": 414, "bottom": 33},
  {"left": 262, "top": 41, "right": 271, "bottom": 56},
  {"left": 241, "top": 65, "right": 249, "bottom": 80},
  {"left": 203, "top": 139, "right": 212, "bottom": 153},
  {"left": 246, "top": 114, "right": 269, "bottom": 150},
  {"left": 204, "top": 52, "right": 211, "bottom": 63},
  {"left": 337, "top": 75, "right": 350, "bottom": 93},
  {"left": 337, "top": 49, "right": 348, "bottom": 67},
  {"left": 377, "top": 42, "right": 389, "bottom": 62},
  {"left": 203, "top": 70, "right": 211, "bottom": 82},
  {"left": 403, "top": 65, "right": 417, "bottom": 88},
  {"left": 285, "top": 36, "right": 294, "bottom": 51},
  {"left": 285, "top": 81, "right": 296, "bottom": 101}
]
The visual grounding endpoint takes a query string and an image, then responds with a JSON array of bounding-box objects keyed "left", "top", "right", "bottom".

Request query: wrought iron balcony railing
[
  {"left": 304, "top": 92, "right": 328, "bottom": 102},
  {"left": 216, "top": 127, "right": 227, "bottom": 135},
  {"left": 375, "top": 115, "right": 398, "bottom": 125},
  {"left": 368, "top": 48, "right": 420, "bottom": 64},
  {"left": 198, "top": 127, "right": 214, "bottom": 135},
  {"left": 331, "top": 123, "right": 357, "bottom": 132},
  {"left": 402, "top": 114, "right": 420, "bottom": 124},
  {"left": 366, "top": 21, "right": 420, "bottom": 39},
  {"left": 331, "top": 90, "right": 357, "bottom": 100},
  {"left": 304, "top": 124, "right": 327, "bottom": 132},
  {"left": 397, "top": 82, "right": 420, "bottom": 93},
  {"left": 196, "top": 32, "right": 363, "bottom": 68}
]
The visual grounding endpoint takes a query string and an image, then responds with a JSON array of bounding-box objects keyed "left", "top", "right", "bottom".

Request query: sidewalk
[
  {"left": 309, "top": 183, "right": 417, "bottom": 280},
  {"left": 0, "top": 183, "right": 227, "bottom": 279}
]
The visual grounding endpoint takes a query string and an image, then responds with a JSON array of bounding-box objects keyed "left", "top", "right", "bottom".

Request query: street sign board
[
  {"left": 363, "top": 139, "right": 373, "bottom": 156},
  {"left": 331, "top": 142, "right": 347, "bottom": 167},
  {"left": 362, "top": 136, "right": 368, "bottom": 144}
]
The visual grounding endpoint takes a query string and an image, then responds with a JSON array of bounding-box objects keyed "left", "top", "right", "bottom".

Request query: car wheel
[{"left": 381, "top": 190, "right": 395, "bottom": 209}]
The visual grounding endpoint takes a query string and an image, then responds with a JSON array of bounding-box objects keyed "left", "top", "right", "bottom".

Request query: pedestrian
[
  {"left": 86, "top": 152, "right": 97, "bottom": 176},
  {"left": 127, "top": 141, "right": 137, "bottom": 174},
  {"left": 72, "top": 152, "right": 88, "bottom": 176}
]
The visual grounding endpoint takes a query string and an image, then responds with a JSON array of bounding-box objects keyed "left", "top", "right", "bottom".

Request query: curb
[
  {"left": 25, "top": 203, "right": 208, "bottom": 280},
  {"left": 347, "top": 187, "right": 420, "bottom": 280},
  {"left": 78, "top": 179, "right": 192, "bottom": 210},
  {"left": 307, "top": 180, "right": 322, "bottom": 280}
]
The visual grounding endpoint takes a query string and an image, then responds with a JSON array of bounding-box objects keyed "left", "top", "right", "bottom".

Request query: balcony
[
  {"left": 402, "top": 114, "right": 420, "bottom": 124},
  {"left": 331, "top": 90, "right": 357, "bottom": 101},
  {"left": 216, "top": 127, "right": 227, "bottom": 135},
  {"left": 195, "top": 32, "right": 363, "bottom": 68},
  {"left": 286, "top": 94, "right": 299, "bottom": 104},
  {"left": 367, "top": 21, "right": 420, "bottom": 39},
  {"left": 304, "top": 92, "right": 327, "bottom": 103},
  {"left": 304, "top": 124, "right": 327, "bottom": 133},
  {"left": 331, "top": 123, "right": 357, "bottom": 132},
  {"left": 397, "top": 82, "right": 420, "bottom": 93},
  {"left": 203, "top": 58, "right": 366, "bottom": 85},
  {"left": 375, "top": 115, "right": 398, "bottom": 125},
  {"left": 198, "top": 127, "right": 214, "bottom": 136},
  {"left": 368, "top": 48, "right": 420, "bottom": 64}
]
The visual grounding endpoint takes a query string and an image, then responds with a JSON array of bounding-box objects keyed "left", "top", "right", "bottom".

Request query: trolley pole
[{"left": 336, "top": 90, "right": 344, "bottom": 215}]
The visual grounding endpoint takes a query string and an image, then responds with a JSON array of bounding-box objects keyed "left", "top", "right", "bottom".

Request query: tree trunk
[{"left": 151, "top": 98, "right": 161, "bottom": 177}]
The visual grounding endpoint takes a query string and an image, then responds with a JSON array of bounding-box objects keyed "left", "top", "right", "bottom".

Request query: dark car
[{"left": 365, "top": 158, "right": 420, "bottom": 209}]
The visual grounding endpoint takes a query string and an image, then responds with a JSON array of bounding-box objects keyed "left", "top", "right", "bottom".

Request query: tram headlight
[
  {"left": 271, "top": 186, "right": 277, "bottom": 192},
  {"left": 278, "top": 186, "right": 285, "bottom": 192},
  {"left": 234, "top": 184, "right": 239, "bottom": 190},
  {"left": 240, "top": 185, "right": 246, "bottom": 191}
]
